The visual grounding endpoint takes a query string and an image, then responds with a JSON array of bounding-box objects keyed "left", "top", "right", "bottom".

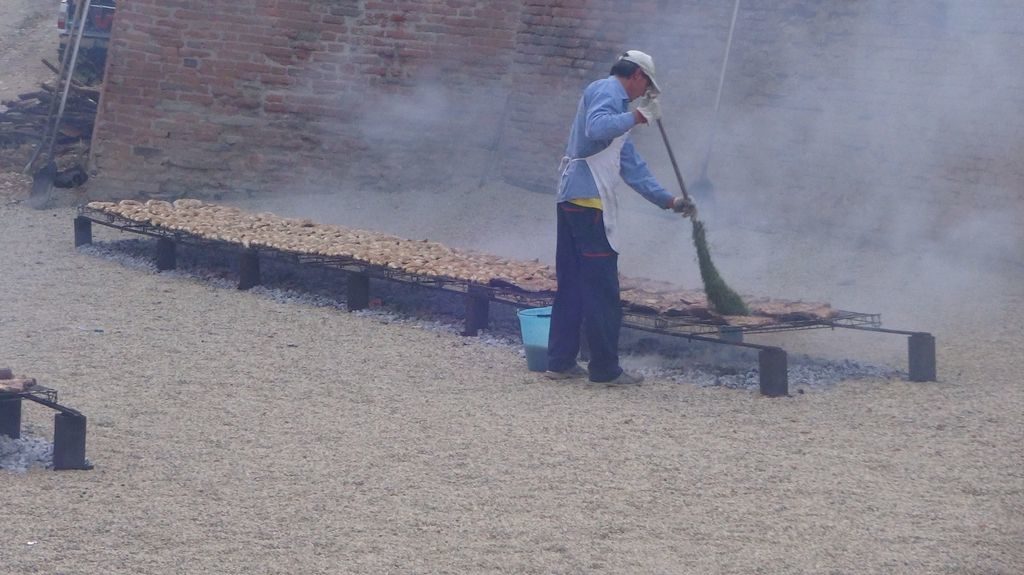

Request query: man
[{"left": 546, "top": 50, "right": 695, "bottom": 385}]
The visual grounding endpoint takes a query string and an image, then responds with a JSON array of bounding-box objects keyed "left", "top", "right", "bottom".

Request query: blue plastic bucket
[{"left": 517, "top": 306, "right": 552, "bottom": 372}]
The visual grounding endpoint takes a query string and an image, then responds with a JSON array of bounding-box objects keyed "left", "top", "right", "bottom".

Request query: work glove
[
  {"left": 670, "top": 195, "right": 697, "bottom": 219},
  {"left": 634, "top": 94, "right": 661, "bottom": 124}
]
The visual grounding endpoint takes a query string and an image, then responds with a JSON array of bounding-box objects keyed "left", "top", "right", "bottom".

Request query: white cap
[{"left": 619, "top": 50, "right": 661, "bottom": 95}]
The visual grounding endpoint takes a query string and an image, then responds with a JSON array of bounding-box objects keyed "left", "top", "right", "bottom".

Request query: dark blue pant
[{"left": 547, "top": 202, "right": 623, "bottom": 382}]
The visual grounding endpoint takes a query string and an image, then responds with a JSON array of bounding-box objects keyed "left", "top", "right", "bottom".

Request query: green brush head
[{"left": 692, "top": 219, "right": 749, "bottom": 316}]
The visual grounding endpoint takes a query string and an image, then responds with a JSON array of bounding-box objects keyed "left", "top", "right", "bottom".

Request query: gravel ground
[
  {"left": 1, "top": 175, "right": 1022, "bottom": 574},
  {"left": 1, "top": 3, "right": 1021, "bottom": 570}
]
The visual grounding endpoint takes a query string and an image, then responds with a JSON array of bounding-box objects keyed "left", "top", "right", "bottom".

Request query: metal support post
[
  {"left": 758, "top": 347, "right": 788, "bottom": 397},
  {"left": 0, "top": 397, "right": 22, "bottom": 439},
  {"left": 74, "top": 216, "right": 93, "bottom": 246},
  {"left": 346, "top": 272, "right": 370, "bottom": 311},
  {"left": 156, "top": 237, "right": 176, "bottom": 271},
  {"left": 53, "top": 412, "right": 90, "bottom": 470},
  {"left": 238, "top": 250, "right": 260, "bottom": 290},
  {"left": 462, "top": 287, "right": 490, "bottom": 336},
  {"left": 908, "top": 332, "right": 936, "bottom": 382}
]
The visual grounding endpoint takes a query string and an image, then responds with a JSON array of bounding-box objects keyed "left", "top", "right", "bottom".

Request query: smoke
[
  {"left": 617, "top": 1, "right": 1024, "bottom": 334},
  {"left": 238, "top": 1, "right": 1021, "bottom": 341},
  {"left": 240, "top": 71, "right": 553, "bottom": 263}
]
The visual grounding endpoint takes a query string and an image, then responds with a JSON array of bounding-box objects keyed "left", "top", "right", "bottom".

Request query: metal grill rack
[
  {"left": 0, "top": 385, "right": 58, "bottom": 405},
  {"left": 75, "top": 206, "right": 936, "bottom": 395},
  {"left": 622, "top": 308, "right": 881, "bottom": 337},
  {"left": 0, "top": 384, "right": 92, "bottom": 470}
]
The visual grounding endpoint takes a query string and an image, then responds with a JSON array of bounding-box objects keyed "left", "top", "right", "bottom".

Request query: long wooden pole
[{"left": 656, "top": 119, "right": 690, "bottom": 203}]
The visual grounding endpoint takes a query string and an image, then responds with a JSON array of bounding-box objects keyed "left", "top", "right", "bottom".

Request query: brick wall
[
  {"left": 91, "top": 0, "right": 522, "bottom": 197},
  {"left": 90, "top": 0, "right": 1023, "bottom": 250}
]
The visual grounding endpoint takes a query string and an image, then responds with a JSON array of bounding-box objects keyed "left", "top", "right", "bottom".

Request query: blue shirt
[{"left": 556, "top": 76, "right": 674, "bottom": 209}]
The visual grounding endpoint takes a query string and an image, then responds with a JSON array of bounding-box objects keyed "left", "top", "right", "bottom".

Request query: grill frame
[
  {"left": 76, "top": 205, "right": 936, "bottom": 396},
  {"left": 76, "top": 205, "right": 877, "bottom": 335}
]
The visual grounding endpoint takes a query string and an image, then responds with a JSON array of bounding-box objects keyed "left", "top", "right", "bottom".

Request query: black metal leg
[
  {"left": 53, "top": 412, "right": 89, "bottom": 470},
  {"left": 238, "top": 250, "right": 260, "bottom": 290},
  {"left": 759, "top": 347, "right": 788, "bottom": 397},
  {"left": 347, "top": 273, "right": 370, "bottom": 311},
  {"left": 74, "top": 216, "right": 93, "bottom": 247},
  {"left": 462, "top": 288, "right": 490, "bottom": 336},
  {"left": 0, "top": 397, "right": 22, "bottom": 439},
  {"left": 909, "top": 332, "right": 936, "bottom": 382},
  {"left": 156, "top": 238, "right": 176, "bottom": 271}
]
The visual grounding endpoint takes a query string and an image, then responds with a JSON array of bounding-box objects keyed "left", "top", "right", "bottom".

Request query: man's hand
[
  {"left": 634, "top": 94, "right": 661, "bottom": 124},
  {"left": 670, "top": 196, "right": 697, "bottom": 219}
]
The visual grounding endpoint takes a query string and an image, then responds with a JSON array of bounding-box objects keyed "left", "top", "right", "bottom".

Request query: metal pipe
[
  {"left": 831, "top": 324, "right": 929, "bottom": 337},
  {"left": 700, "top": 0, "right": 742, "bottom": 176}
]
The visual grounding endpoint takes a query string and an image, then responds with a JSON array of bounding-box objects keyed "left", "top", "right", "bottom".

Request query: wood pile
[
  {"left": 0, "top": 67, "right": 100, "bottom": 150},
  {"left": 85, "top": 199, "right": 838, "bottom": 324}
]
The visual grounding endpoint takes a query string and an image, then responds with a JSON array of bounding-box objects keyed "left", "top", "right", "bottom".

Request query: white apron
[{"left": 560, "top": 133, "right": 629, "bottom": 253}]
